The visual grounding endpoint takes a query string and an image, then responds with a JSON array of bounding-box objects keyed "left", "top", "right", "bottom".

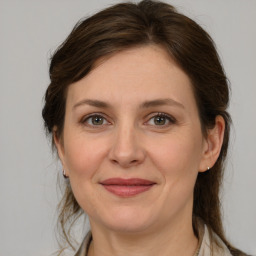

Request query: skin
[{"left": 55, "top": 45, "right": 225, "bottom": 256}]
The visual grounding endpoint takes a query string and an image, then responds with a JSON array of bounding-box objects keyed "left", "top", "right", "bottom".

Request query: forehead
[{"left": 66, "top": 45, "right": 197, "bottom": 111}]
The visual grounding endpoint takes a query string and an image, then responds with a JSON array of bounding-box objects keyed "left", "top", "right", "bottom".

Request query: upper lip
[{"left": 100, "top": 178, "right": 156, "bottom": 186}]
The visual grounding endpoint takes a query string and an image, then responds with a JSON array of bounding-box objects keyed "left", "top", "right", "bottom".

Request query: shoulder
[
  {"left": 198, "top": 224, "right": 251, "bottom": 256},
  {"left": 198, "top": 224, "right": 232, "bottom": 256},
  {"left": 74, "top": 231, "right": 92, "bottom": 256}
]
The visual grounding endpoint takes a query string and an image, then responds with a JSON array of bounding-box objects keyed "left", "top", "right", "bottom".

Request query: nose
[{"left": 108, "top": 124, "right": 146, "bottom": 168}]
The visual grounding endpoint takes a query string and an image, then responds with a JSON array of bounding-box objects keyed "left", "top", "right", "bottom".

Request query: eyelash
[
  {"left": 81, "top": 113, "right": 110, "bottom": 128},
  {"left": 80, "top": 112, "right": 176, "bottom": 128},
  {"left": 146, "top": 112, "right": 176, "bottom": 127}
]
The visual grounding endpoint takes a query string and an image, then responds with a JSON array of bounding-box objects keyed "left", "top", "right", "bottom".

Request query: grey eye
[
  {"left": 91, "top": 116, "right": 104, "bottom": 125},
  {"left": 147, "top": 113, "right": 176, "bottom": 127},
  {"left": 84, "top": 115, "right": 108, "bottom": 126},
  {"left": 154, "top": 116, "right": 167, "bottom": 125}
]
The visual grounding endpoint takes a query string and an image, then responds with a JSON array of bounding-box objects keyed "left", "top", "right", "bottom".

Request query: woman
[{"left": 42, "top": 1, "right": 249, "bottom": 255}]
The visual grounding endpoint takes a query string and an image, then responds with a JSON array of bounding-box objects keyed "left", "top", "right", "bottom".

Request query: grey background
[{"left": 0, "top": 0, "right": 255, "bottom": 255}]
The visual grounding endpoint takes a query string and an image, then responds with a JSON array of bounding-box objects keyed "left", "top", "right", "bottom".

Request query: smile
[{"left": 100, "top": 178, "right": 156, "bottom": 197}]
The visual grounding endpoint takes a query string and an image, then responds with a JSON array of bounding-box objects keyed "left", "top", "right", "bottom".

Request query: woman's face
[{"left": 56, "top": 45, "right": 211, "bottom": 233}]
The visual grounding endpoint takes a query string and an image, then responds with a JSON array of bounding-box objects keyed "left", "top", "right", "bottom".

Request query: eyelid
[
  {"left": 80, "top": 112, "right": 111, "bottom": 127},
  {"left": 145, "top": 112, "right": 176, "bottom": 126},
  {"left": 80, "top": 112, "right": 176, "bottom": 128}
]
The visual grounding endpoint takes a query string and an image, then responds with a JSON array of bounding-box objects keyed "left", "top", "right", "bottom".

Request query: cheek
[
  {"left": 148, "top": 132, "right": 203, "bottom": 182},
  {"left": 63, "top": 134, "right": 108, "bottom": 179},
  {"left": 63, "top": 135, "right": 110, "bottom": 213}
]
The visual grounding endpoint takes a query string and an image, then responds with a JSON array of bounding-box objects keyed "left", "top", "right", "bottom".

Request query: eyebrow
[
  {"left": 73, "top": 99, "right": 110, "bottom": 110},
  {"left": 140, "top": 98, "right": 185, "bottom": 109},
  {"left": 73, "top": 98, "right": 184, "bottom": 110}
]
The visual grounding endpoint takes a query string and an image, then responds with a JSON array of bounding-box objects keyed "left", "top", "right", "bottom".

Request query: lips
[{"left": 100, "top": 178, "right": 156, "bottom": 197}]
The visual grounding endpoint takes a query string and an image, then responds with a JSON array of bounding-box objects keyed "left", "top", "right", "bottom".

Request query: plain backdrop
[{"left": 0, "top": 0, "right": 255, "bottom": 255}]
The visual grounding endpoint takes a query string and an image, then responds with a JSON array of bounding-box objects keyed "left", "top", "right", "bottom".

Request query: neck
[{"left": 87, "top": 215, "right": 198, "bottom": 256}]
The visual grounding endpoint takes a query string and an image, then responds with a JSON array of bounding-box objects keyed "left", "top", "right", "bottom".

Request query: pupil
[
  {"left": 92, "top": 116, "right": 103, "bottom": 125},
  {"left": 154, "top": 116, "right": 165, "bottom": 125}
]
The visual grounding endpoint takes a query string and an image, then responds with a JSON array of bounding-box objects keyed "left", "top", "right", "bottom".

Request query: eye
[
  {"left": 82, "top": 114, "right": 109, "bottom": 127},
  {"left": 147, "top": 113, "right": 176, "bottom": 127}
]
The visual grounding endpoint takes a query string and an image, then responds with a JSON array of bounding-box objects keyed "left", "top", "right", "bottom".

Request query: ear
[
  {"left": 53, "top": 126, "right": 69, "bottom": 176},
  {"left": 199, "top": 115, "right": 225, "bottom": 172}
]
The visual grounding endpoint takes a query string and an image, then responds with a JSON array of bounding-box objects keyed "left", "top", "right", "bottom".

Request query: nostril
[
  {"left": 111, "top": 159, "right": 119, "bottom": 164},
  {"left": 110, "top": 158, "right": 139, "bottom": 167}
]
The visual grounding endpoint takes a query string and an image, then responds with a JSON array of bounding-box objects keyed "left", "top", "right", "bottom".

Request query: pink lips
[{"left": 100, "top": 178, "right": 156, "bottom": 197}]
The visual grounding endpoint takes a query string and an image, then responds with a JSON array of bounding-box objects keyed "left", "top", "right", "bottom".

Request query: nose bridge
[{"left": 109, "top": 119, "right": 145, "bottom": 167}]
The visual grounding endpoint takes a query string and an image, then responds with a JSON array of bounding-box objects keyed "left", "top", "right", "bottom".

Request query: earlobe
[{"left": 199, "top": 116, "right": 225, "bottom": 172}]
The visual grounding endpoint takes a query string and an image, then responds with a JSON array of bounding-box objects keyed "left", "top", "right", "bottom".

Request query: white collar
[{"left": 74, "top": 224, "right": 232, "bottom": 256}]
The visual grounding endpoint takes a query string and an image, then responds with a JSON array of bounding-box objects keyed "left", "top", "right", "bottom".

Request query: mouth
[{"left": 99, "top": 178, "right": 156, "bottom": 197}]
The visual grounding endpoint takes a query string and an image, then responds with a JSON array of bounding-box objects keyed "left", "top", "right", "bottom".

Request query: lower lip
[{"left": 102, "top": 185, "right": 154, "bottom": 197}]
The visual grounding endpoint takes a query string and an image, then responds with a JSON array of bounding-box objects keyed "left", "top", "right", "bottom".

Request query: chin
[
  {"left": 96, "top": 206, "right": 158, "bottom": 233},
  {"left": 105, "top": 220, "right": 153, "bottom": 234}
]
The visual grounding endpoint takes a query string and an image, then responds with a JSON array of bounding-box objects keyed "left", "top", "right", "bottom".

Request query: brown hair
[{"left": 42, "top": 0, "right": 246, "bottom": 255}]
